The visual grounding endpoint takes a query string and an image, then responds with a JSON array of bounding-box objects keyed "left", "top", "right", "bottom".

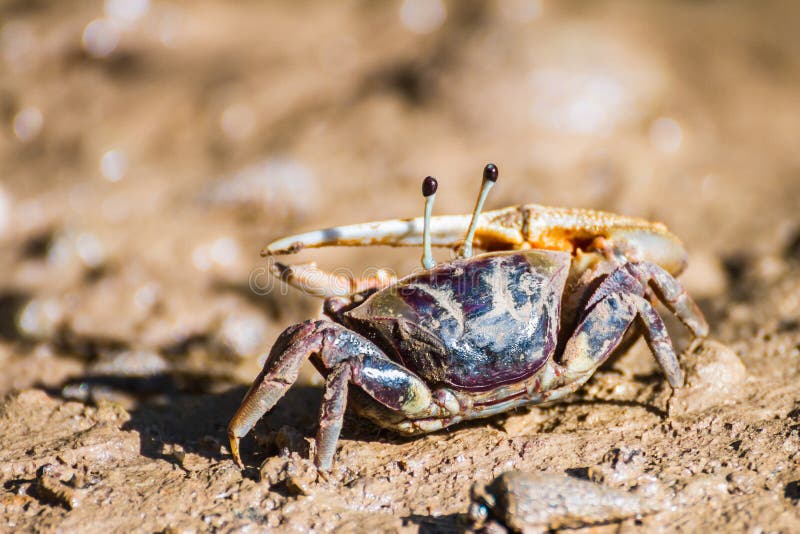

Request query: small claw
[{"left": 269, "top": 260, "right": 398, "bottom": 298}]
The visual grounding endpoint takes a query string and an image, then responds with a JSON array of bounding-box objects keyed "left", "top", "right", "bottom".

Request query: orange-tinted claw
[{"left": 261, "top": 204, "right": 689, "bottom": 280}]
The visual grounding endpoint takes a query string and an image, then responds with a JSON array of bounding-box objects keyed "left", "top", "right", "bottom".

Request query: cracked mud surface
[{"left": 2, "top": 1, "right": 800, "bottom": 532}]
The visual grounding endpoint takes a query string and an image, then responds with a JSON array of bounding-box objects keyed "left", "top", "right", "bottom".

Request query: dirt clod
[
  {"left": 670, "top": 339, "right": 748, "bottom": 415},
  {"left": 33, "top": 465, "right": 83, "bottom": 510}
]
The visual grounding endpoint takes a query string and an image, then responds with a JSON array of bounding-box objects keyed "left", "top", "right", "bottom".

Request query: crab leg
[
  {"left": 562, "top": 290, "right": 683, "bottom": 386},
  {"left": 262, "top": 205, "right": 689, "bottom": 276},
  {"left": 634, "top": 263, "right": 709, "bottom": 338},
  {"left": 316, "top": 364, "right": 351, "bottom": 468},
  {"left": 559, "top": 261, "right": 706, "bottom": 387},
  {"left": 634, "top": 297, "right": 684, "bottom": 386},
  {"left": 228, "top": 319, "right": 434, "bottom": 470},
  {"left": 227, "top": 321, "right": 311, "bottom": 467}
]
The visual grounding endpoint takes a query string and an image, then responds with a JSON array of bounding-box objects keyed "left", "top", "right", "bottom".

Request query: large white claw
[{"left": 261, "top": 204, "right": 687, "bottom": 276}]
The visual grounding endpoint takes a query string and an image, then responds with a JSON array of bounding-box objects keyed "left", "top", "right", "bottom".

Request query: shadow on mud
[
  {"left": 44, "top": 373, "right": 247, "bottom": 465},
  {"left": 46, "top": 374, "right": 411, "bottom": 470},
  {"left": 404, "top": 512, "right": 462, "bottom": 534},
  {"left": 48, "top": 366, "right": 672, "bottom": 475},
  {"left": 0, "top": 291, "right": 30, "bottom": 342},
  {"left": 122, "top": 385, "right": 252, "bottom": 465}
]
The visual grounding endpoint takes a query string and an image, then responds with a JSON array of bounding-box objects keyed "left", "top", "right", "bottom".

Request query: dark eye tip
[
  {"left": 483, "top": 163, "right": 498, "bottom": 183},
  {"left": 422, "top": 176, "right": 438, "bottom": 197}
]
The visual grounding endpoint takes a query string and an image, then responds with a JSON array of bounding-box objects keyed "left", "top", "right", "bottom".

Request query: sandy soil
[{"left": 1, "top": 1, "right": 800, "bottom": 532}]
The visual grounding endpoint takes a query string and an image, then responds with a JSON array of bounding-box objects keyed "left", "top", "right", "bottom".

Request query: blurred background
[
  {"left": 3, "top": 2, "right": 800, "bottom": 531},
  {"left": 1, "top": 0, "right": 799, "bottom": 430}
]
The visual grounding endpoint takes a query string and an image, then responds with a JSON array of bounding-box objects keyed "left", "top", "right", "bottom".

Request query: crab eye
[
  {"left": 422, "top": 176, "right": 438, "bottom": 197},
  {"left": 420, "top": 175, "right": 438, "bottom": 269},
  {"left": 483, "top": 163, "right": 498, "bottom": 183},
  {"left": 459, "top": 163, "right": 500, "bottom": 258}
]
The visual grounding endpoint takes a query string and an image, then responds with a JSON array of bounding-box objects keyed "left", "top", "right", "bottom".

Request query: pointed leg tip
[
  {"left": 316, "top": 460, "right": 333, "bottom": 472},
  {"left": 229, "top": 432, "right": 244, "bottom": 469},
  {"left": 670, "top": 371, "right": 685, "bottom": 389},
  {"left": 696, "top": 321, "right": 710, "bottom": 339}
]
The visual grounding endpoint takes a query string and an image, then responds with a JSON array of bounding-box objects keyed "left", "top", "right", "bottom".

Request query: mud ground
[{"left": 1, "top": 1, "right": 800, "bottom": 532}]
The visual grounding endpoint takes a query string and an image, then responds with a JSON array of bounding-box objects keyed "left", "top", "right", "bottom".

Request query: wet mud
[{"left": 1, "top": 1, "right": 800, "bottom": 532}]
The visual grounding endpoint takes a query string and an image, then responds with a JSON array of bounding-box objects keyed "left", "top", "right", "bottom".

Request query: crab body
[
  {"left": 228, "top": 165, "right": 709, "bottom": 470},
  {"left": 346, "top": 250, "right": 565, "bottom": 393},
  {"left": 229, "top": 249, "right": 707, "bottom": 470}
]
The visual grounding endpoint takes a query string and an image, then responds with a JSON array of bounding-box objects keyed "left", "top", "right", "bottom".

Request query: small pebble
[{"left": 670, "top": 339, "right": 747, "bottom": 415}]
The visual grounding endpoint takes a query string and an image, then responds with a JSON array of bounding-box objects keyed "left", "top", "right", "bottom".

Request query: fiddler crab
[{"left": 228, "top": 164, "right": 709, "bottom": 470}]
